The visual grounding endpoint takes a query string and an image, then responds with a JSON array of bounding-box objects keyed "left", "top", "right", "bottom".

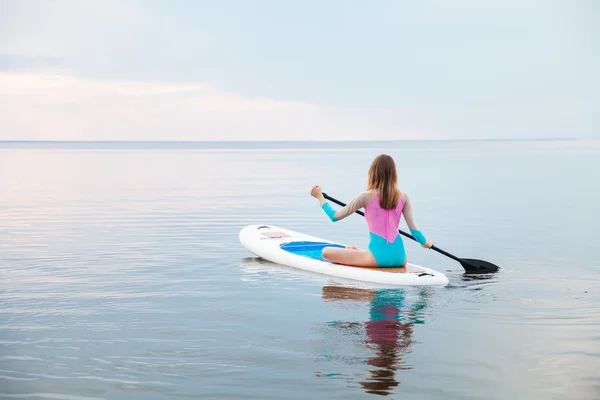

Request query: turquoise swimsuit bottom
[{"left": 368, "top": 232, "right": 408, "bottom": 267}]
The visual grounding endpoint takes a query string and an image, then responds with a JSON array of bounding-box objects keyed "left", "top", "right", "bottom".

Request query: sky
[{"left": 0, "top": 0, "right": 598, "bottom": 141}]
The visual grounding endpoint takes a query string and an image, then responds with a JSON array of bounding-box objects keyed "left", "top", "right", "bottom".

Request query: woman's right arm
[{"left": 402, "top": 193, "right": 433, "bottom": 248}]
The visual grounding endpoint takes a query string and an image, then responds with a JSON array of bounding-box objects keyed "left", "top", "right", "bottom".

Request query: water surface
[{"left": 1, "top": 140, "right": 599, "bottom": 399}]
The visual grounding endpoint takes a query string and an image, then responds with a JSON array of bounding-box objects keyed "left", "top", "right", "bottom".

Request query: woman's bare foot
[{"left": 346, "top": 245, "right": 359, "bottom": 250}]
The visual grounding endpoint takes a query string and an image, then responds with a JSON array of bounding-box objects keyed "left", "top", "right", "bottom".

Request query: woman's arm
[
  {"left": 401, "top": 192, "right": 433, "bottom": 248},
  {"left": 310, "top": 186, "right": 371, "bottom": 222}
]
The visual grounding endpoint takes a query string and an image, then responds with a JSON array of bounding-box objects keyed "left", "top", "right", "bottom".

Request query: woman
[{"left": 310, "top": 154, "right": 432, "bottom": 268}]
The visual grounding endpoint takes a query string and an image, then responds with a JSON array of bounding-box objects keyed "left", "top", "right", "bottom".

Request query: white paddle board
[{"left": 239, "top": 224, "right": 449, "bottom": 287}]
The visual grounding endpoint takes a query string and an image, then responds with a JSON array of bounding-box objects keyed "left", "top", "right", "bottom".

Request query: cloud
[
  {"left": 0, "top": 70, "right": 422, "bottom": 141},
  {"left": 1, "top": 70, "right": 596, "bottom": 141},
  {"left": 0, "top": 0, "right": 155, "bottom": 58},
  {"left": 0, "top": 0, "right": 214, "bottom": 80}
]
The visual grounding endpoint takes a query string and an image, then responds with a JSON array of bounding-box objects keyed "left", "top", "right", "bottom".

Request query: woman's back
[{"left": 364, "top": 191, "right": 405, "bottom": 243}]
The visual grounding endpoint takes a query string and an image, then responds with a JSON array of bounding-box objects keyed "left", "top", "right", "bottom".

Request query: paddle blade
[{"left": 460, "top": 258, "right": 500, "bottom": 274}]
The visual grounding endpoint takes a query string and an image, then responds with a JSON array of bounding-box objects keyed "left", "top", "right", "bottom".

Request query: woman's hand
[
  {"left": 421, "top": 239, "right": 433, "bottom": 249},
  {"left": 310, "top": 185, "right": 325, "bottom": 202}
]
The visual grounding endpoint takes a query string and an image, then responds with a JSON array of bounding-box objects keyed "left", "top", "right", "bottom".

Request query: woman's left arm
[{"left": 310, "top": 186, "right": 370, "bottom": 222}]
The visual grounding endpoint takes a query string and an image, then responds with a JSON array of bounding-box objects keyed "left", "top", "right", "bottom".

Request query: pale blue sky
[{"left": 0, "top": 0, "right": 598, "bottom": 140}]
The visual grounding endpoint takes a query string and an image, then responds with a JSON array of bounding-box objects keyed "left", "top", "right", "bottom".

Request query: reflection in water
[
  {"left": 461, "top": 273, "right": 497, "bottom": 282},
  {"left": 321, "top": 286, "right": 429, "bottom": 396},
  {"left": 459, "top": 273, "right": 499, "bottom": 291}
]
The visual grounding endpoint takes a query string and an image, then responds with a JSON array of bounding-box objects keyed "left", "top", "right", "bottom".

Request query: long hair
[{"left": 367, "top": 154, "right": 400, "bottom": 210}]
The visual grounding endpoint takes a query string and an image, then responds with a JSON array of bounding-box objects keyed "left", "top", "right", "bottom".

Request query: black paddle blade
[{"left": 459, "top": 258, "right": 500, "bottom": 274}]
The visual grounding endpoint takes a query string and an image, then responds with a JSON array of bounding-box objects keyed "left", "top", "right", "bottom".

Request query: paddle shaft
[{"left": 322, "top": 193, "right": 464, "bottom": 264}]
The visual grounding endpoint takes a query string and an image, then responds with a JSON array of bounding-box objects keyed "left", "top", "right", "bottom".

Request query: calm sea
[{"left": 1, "top": 140, "right": 599, "bottom": 399}]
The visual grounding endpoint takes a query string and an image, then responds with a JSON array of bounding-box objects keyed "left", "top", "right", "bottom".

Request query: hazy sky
[{"left": 1, "top": 0, "right": 598, "bottom": 141}]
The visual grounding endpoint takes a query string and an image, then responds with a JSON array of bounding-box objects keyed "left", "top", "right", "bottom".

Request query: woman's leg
[{"left": 322, "top": 246, "right": 379, "bottom": 267}]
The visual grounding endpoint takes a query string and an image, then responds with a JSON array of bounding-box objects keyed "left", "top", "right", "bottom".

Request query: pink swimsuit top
[{"left": 364, "top": 193, "right": 404, "bottom": 243}]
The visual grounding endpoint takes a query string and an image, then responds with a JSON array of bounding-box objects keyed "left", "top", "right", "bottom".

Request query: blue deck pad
[{"left": 280, "top": 241, "right": 346, "bottom": 262}]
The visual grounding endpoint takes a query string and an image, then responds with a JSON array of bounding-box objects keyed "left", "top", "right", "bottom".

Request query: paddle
[{"left": 322, "top": 193, "right": 500, "bottom": 274}]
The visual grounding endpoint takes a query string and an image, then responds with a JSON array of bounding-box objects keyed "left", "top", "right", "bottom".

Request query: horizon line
[{"left": 0, "top": 137, "right": 581, "bottom": 143}]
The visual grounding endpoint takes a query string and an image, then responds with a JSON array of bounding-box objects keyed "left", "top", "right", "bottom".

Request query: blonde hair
[{"left": 367, "top": 154, "right": 400, "bottom": 210}]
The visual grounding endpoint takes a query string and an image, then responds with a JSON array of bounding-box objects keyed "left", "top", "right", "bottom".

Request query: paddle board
[{"left": 239, "top": 224, "right": 449, "bottom": 287}]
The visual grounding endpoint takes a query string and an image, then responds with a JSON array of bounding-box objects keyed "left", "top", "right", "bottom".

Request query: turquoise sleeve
[
  {"left": 321, "top": 202, "right": 337, "bottom": 222},
  {"left": 410, "top": 228, "right": 427, "bottom": 245}
]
